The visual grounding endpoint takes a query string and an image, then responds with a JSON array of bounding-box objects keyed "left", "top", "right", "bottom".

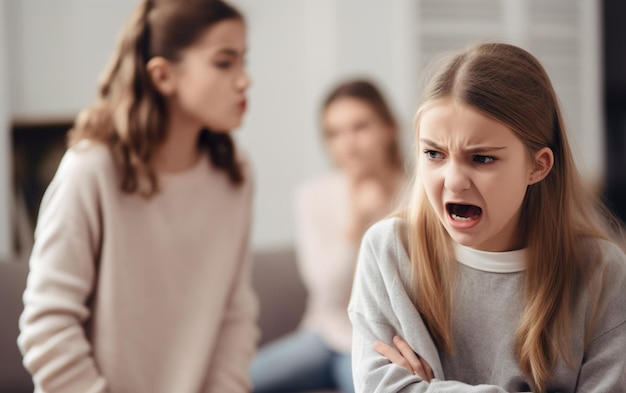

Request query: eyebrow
[
  {"left": 216, "top": 47, "right": 246, "bottom": 57},
  {"left": 419, "top": 138, "right": 507, "bottom": 154},
  {"left": 215, "top": 48, "right": 244, "bottom": 57}
]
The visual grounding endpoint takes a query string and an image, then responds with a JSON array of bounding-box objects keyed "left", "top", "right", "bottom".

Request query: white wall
[
  {"left": 229, "top": 0, "right": 330, "bottom": 250},
  {"left": 231, "top": 0, "right": 418, "bottom": 249},
  {"left": 7, "top": 0, "right": 138, "bottom": 120}
]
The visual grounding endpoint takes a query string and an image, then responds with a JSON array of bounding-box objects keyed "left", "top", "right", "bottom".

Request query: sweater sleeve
[
  {"left": 293, "top": 180, "right": 357, "bottom": 291},
  {"left": 293, "top": 182, "right": 324, "bottom": 289},
  {"left": 349, "top": 219, "right": 531, "bottom": 393},
  {"left": 203, "top": 180, "right": 260, "bottom": 393},
  {"left": 17, "top": 149, "right": 108, "bottom": 393},
  {"left": 575, "top": 243, "right": 626, "bottom": 392},
  {"left": 575, "top": 321, "right": 626, "bottom": 391}
]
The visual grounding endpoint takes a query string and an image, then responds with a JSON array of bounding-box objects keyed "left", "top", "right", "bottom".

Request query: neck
[{"left": 154, "top": 105, "right": 203, "bottom": 173}]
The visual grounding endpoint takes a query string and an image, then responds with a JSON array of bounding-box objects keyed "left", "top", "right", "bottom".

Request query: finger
[
  {"left": 418, "top": 355, "right": 435, "bottom": 382},
  {"left": 373, "top": 341, "right": 414, "bottom": 374},
  {"left": 392, "top": 336, "right": 423, "bottom": 378},
  {"left": 413, "top": 359, "right": 427, "bottom": 380}
]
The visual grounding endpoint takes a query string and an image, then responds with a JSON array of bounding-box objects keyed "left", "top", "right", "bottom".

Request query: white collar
[{"left": 454, "top": 243, "right": 526, "bottom": 273}]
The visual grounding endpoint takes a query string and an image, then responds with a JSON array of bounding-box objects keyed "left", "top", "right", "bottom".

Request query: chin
[
  {"left": 350, "top": 164, "right": 378, "bottom": 178},
  {"left": 203, "top": 114, "right": 243, "bottom": 133},
  {"left": 206, "top": 122, "right": 238, "bottom": 133},
  {"left": 347, "top": 169, "right": 370, "bottom": 180},
  {"left": 446, "top": 230, "right": 482, "bottom": 249}
]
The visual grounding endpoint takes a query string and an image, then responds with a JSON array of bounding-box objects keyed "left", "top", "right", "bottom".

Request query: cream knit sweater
[{"left": 18, "top": 142, "right": 259, "bottom": 393}]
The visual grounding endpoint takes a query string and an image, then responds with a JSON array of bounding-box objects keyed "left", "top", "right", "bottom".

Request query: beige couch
[{"left": 251, "top": 248, "right": 307, "bottom": 346}]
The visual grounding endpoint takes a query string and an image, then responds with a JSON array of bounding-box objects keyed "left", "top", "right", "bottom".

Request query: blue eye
[
  {"left": 424, "top": 150, "right": 444, "bottom": 160},
  {"left": 473, "top": 155, "right": 496, "bottom": 164}
]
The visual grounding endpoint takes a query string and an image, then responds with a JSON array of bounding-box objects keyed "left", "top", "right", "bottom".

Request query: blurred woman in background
[{"left": 251, "top": 79, "right": 407, "bottom": 393}]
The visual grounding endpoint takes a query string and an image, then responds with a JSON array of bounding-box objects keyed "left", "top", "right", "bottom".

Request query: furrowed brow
[
  {"left": 464, "top": 146, "right": 506, "bottom": 154},
  {"left": 419, "top": 138, "right": 506, "bottom": 154},
  {"left": 419, "top": 138, "right": 444, "bottom": 150}
]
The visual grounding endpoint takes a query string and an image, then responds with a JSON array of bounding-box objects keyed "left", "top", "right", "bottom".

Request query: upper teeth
[{"left": 452, "top": 214, "right": 473, "bottom": 222}]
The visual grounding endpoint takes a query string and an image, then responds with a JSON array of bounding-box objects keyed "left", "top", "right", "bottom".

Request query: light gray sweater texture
[{"left": 348, "top": 217, "right": 626, "bottom": 392}]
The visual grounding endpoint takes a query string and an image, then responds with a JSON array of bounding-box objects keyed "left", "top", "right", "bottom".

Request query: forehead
[
  {"left": 418, "top": 100, "right": 517, "bottom": 146},
  {"left": 189, "top": 18, "right": 246, "bottom": 53},
  {"left": 324, "top": 98, "right": 376, "bottom": 124}
]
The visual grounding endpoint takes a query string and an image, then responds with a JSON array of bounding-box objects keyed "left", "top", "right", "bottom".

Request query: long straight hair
[
  {"left": 403, "top": 42, "right": 622, "bottom": 392},
  {"left": 68, "top": 0, "right": 245, "bottom": 196}
]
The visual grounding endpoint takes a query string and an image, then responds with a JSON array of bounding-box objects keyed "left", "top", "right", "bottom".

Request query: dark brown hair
[
  {"left": 322, "top": 79, "right": 403, "bottom": 169},
  {"left": 68, "top": 0, "right": 245, "bottom": 196}
]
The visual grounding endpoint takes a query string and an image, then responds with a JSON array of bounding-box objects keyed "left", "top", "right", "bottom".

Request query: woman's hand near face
[
  {"left": 346, "top": 178, "right": 392, "bottom": 244},
  {"left": 374, "top": 336, "right": 434, "bottom": 382},
  {"left": 353, "top": 178, "right": 390, "bottom": 220}
]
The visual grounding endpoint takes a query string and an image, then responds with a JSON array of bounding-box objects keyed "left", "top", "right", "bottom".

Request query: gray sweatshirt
[{"left": 348, "top": 217, "right": 626, "bottom": 392}]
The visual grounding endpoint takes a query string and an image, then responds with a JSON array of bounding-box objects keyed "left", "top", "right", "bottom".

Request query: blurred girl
[
  {"left": 18, "top": 1, "right": 257, "bottom": 392},
  {"left": 349, "top": 43, "right": 626, "bottom": 392},
  {"left": 251, "top": 80, "right": 406, "bottom": 393}
]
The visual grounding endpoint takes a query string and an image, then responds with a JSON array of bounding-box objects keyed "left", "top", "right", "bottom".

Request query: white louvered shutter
[{"left": 414, "top": 0, "right": 603, "bottom": 180}]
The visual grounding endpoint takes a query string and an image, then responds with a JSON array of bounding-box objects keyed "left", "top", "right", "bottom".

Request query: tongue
[{"left": 454, "top": 204, "right": 481, "bottom": 218}]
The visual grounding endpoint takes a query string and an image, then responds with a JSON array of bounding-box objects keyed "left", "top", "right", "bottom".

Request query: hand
[
  {"left": 346, "top": 179, "right": 391, "bottom": 243},
  {"left": 374, "top": 336, "right": 434, "bottom": 382},
  {"left": 352, "top": 179, "right": 389, "bottom": 219}
]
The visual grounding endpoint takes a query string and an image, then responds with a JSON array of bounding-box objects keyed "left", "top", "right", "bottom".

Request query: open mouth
[{"left": 446, "top": 203, "right": 482, "bottom": 222}]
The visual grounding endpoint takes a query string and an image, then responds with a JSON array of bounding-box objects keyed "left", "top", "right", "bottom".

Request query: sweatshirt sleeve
[
  {"left": 349, "top": 219, "right": 531, "bottom": 393},
  {"left": 203, "top": 178, "right": 260, "bottom": 393},
  {"left": 574, "top": 243, "right": 626, "bottom": 392},
  {"left": 575, "top": 321, "right": 626, "bottom": 392},
  {"left": 17, "top": 149, "right": 108, "bottom": 393}
]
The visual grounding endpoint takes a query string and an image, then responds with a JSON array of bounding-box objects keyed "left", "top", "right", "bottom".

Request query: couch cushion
[
  {"left": 0, "top": 262, "right": 34, "bottom": 392},
  {"left": 251, "top": 248, "right": 307, "bottom": 346}
]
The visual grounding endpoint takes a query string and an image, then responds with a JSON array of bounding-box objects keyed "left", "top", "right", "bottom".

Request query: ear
[
  {"left": 528, "top": 147, "right": 554, "bottom": 185},
  {"left": 146, "top": 56, "right": 176, "bottom": 96}
]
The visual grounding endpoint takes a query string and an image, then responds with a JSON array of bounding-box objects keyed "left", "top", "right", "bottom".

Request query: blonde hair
[
  {"left": 68, "top": 0, "right": 244, "bottom": 196},
  {"left": 403, "top": 42, "right": 623, "bottom": 391}
]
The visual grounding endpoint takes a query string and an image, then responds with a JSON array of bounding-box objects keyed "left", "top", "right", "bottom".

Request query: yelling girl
[{"left": 349, "top": 43, "right": 626, "bottom": 392}]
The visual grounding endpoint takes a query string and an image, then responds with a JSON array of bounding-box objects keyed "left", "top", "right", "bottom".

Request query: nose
[
  {"left": 236, "top": 69, "right": 251, "bottom": 91},
  {"left": 444, "top": 161, "right": 471, "bottom": 194}
]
